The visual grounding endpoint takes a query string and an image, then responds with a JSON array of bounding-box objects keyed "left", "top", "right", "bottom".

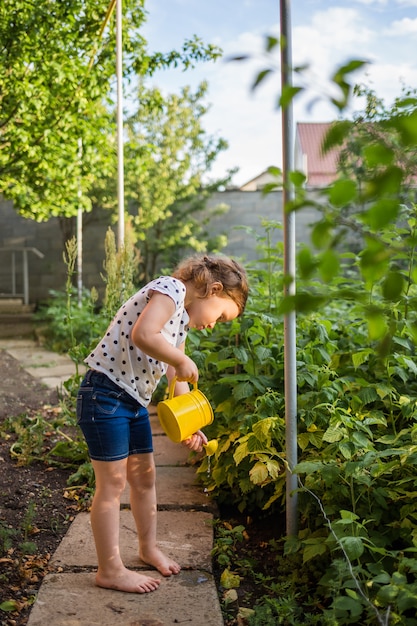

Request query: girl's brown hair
[{"left": 173, "top": 254, "right": 249, "bottom": 315}]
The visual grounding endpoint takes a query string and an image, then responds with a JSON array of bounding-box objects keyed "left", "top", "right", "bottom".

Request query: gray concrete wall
[
  {"left": 206, "top": 190, "right": 321, "bottom": 262},
  {"left": 0, "top": 199, "right": 114, "bottom": 304},
  {"left": 0, "top": 191, "right": 321, "bottom": 305}
]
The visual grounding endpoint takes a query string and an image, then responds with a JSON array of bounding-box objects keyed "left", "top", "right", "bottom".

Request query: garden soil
[{"left": 0, "top": 349, "right": 75, "bottom": 626}]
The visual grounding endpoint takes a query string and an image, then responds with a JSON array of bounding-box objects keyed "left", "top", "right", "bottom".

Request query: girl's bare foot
[
  {"left": 96, "top": 567, "right": 160, "bottom": 593},
  {"left": 139, "top": 547, "right": 181, "bottom": 576}
]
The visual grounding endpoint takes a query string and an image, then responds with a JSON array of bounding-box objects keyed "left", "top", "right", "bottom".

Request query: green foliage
[
  {"left": 122, "top": 82, "right": 232, "bottom": 281},
  {"left": 196, "top": 81, "right": 417, "bottom": 622},
  {"left": 35, "top": 237, "right": 104, "bottom": 357},
  {"left": 211, "top": 522, "right": 246, "bottom": 569},
  {"left": 35, "top": 287, "right": 102, "bottom": 356},
  {"left": 35, "top": 226, "right": 139, "bottom": 356},
  {"left": 101, "top": 224, "right": 139, "bottom": 317},
  {"left": 0, "top": 0, "right": 221, "bottom": 220}
]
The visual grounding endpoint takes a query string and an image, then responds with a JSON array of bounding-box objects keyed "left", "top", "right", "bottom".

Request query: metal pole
[
  {"left": 11, "top": 252, "right": 16, "bottom": 296},
  {"left": 116, "top": 0, "right": 125, "bottom": 249},
  {"left": 22, "top": 249, "right": 29, "bottom": 305},
  {"left": 77, "top": 137, "right": 83, "bottom": 308},
  {"left": 280, "top": 0, "right": 298, "bottom": 536}
]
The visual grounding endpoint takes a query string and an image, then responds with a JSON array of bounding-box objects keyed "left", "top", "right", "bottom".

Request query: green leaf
[
  {"left": 298, "top": 247, "right": 317, "bottom": 279},
  {"left": 251, "top": 68, "right": 273, "bottom": 91},
  {"left": 363, "top": 166, "right": 403, "bottom": 199},
  {"left": 233, "top": 441, "right": 250, "bottom": 466},
  {"left": 376, "top": 584, "right": 399, "bottom": 603},
  {"left": 332, "top": 595, "right": 363, "bottom": 617},
  {"left": 298, "top": 432, "right": 311, "bottom": 451},
  {"left": 322, "top": 120, "right": 352, "bottom": 152},
  {"left": 363, "top": 199, "right": 400, "bottom": 229},
  {"left": 265, "top": 35, "right": 279, "bottom": 52},
  {"left": 382, "top": 271, "right": 404, "bottom": 301},
  {"left": 322, "top": 427, "right": 343, "bottom": 443},
  {"left": 357, "top": 386, "right": 378, "bottom": 405},
  {"left": 308, "top": 431, "right": 324, "bottom": 448},
  {"left": 249, "top": 461, "right": 269, "bottom": 484},
  {"left": 311, "top": 220, "right": 333, "bottom": 249},
  {"left": 319, "top": 249, "right": 340, "bottom": 282},
  {"left": 279, "top": 85, "right": 303, "bottom": 108},
  {"left": 351, "top": 431, "right": 372, "bottom": 448},
  {"left": 363, "top": 142, "right": 394, "bottom": 167},
  {"left": 339, "top": 443, "right": 353, "bottom": 459},
  {"left": 352, "top": 350, "right": 372, "bottom": 369},
  {"left": 328, "top": 179, "right": 357, "bottom": 207},
  {"left": 289, "top": 170, "right": 307, "bottom": 187},
  {"left": 267, "top": 165, "right": 282, "bottom": 177},
  {"left": 360, "top": 239, "right": 390, "bottom": 282},
  {"left": 339, "top": 510, "right": 360, "bottom": 522},
  {"left": 396, "top": 110, "right": 417, "bottom": 145},
  {"left": 220, "top": 568, "right": 241, "bottom": 589},
  {"left": 0, "top": 600, "right": 19, "bottom": 612},
  {"left": 294, "top": 461, "right": 325, "bottom": 474},
  {"left": 302, "top": 538, "right": 328, "bottom": 563},
  {"left": 397, "top": 588, "right": 417, "bottom": 611}
]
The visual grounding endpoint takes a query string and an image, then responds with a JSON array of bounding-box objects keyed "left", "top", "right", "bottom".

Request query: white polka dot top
[{"left": 84, "top": 276, "right": 189, "bottom": 407}]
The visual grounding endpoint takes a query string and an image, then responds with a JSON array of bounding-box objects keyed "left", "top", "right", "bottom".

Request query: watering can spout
[{"left": 203, "top": 439, "right": 218, "bottom": 456}]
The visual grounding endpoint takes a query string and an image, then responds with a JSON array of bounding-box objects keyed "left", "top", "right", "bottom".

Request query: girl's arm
[
  {"left": 166, "top": 355, "right": 190, "bottom": 398},
  {"left": 132, "top": 292, "right": 198, "bottom": 383}
]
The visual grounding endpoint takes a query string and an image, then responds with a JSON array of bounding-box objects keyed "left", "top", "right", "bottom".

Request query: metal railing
[{"left": 0, "top": 247, "right": 44, "bottom": 305}]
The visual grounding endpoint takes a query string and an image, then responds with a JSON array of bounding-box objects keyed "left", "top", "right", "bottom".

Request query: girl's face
[{"left": 186, "top": 293, "right": 240, "bottom": 331}]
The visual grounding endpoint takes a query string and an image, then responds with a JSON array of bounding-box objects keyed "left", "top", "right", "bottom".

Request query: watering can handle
[{"left": 168, "top": 377, "right": 198, "bottom": 399}]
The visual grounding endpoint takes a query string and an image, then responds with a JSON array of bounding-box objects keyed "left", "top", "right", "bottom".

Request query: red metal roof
[{"left": 296, "top": 122, "right": 340, "bottom": 187}]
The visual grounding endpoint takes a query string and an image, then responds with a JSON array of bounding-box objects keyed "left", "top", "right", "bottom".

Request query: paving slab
[
  {"left": 4, "top": 346, "right": 74, "bottom": 368},
  {"left": 51, "top": 510, "right": 214, "bottom": 572},
  {"left": 27, "top": 570, "right": 223, "bottom": 626},
  {"left": 152, "top": 434, "right": 192, "bottom": 466},
  {"left": 0, "top": 339, "right": 82, "bottom": 389}
]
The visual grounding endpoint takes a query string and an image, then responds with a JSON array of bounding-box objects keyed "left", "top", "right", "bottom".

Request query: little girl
[{"left": 76, "top": 254, "right": 248, "bottom": 594}]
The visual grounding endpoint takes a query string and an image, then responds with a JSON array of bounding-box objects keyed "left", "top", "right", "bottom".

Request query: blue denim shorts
[{"left": 76, "top": 370, "right": 153, "bottom": 461}]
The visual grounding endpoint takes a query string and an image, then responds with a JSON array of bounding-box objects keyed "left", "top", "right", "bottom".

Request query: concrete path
[{"left": 0, "top": 339, "right": 223, "bottom": 626}]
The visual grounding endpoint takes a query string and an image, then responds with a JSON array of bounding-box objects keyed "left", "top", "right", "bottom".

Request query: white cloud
[
  {"left": 354, "top": 0, "right": 388, "bottom": 5},
  {"left": 388, "top": 17, "right": 417, "bottom": 35},
  {"left": 396, "top": 0, "right": 417, "bottom": 7}
]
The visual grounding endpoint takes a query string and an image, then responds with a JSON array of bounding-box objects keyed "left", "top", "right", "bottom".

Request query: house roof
[
  {"left": 296, "top": 122, "right": 340, "bottom": 187},
  {"left": 238, "top": 122, "right": 341, "bottom": 191},
  {"left": 238, "top": 168, "right": 282, "bottom": 191}
]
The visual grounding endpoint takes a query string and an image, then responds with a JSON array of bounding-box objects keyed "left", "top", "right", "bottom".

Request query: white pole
[
  {"left": 116, "top": 0, "right": 125, "bottom": 249},
  {"left": 77, "top": 137, "right": 83, "bottom": 308},
  {"left": 280, "top": 0, "right": 298, "bottom": 536}
]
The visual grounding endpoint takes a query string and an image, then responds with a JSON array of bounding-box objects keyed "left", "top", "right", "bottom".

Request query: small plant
[
  {"left": 5, "top": 411, "right": 88, "bottom": 470},
  {"left": 211, "top": 521, "right": 247, "bottom": 569},
  {"left": 0, "top": 521, "right": 17, "bottom": 555},
  {"left": 248, "top": 595, "right": 299, "bottom": 626}
]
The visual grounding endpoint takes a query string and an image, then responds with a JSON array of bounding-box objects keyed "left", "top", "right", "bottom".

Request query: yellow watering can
[{"left": 157, "top": 378, "right": 218, "bottom": 456}]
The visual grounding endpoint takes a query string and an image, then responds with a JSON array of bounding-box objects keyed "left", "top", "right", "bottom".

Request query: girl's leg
[
  {"left": 91, "top": 458, "right": 161, "bottom": 593},
  {"left": 127, "top": 453, "right": 181, "bottom": 576}
]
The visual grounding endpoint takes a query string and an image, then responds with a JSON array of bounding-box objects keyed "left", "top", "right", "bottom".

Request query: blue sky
[{"left": 141, "top": 0, "right": 417, "bottom": 186}]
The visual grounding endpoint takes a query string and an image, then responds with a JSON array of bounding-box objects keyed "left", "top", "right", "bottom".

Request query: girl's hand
[
  {"left": 182, "top": 430, "right": 208, "bottom": 452},
  {"left": 175, "top": 354, "right": 199, "bottom": 384}
]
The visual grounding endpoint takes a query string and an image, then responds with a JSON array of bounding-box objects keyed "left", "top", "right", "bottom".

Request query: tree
[
  {"left": 0, "top": 0, "right": 221, "bottom": 221},
  {"left": 121, "top": 83, "right": 232, "bottom": 281}
]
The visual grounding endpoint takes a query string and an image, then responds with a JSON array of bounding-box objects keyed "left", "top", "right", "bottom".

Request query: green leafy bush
[{"left": 192, "top": 145, "right": 417, "bottom": 622}]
